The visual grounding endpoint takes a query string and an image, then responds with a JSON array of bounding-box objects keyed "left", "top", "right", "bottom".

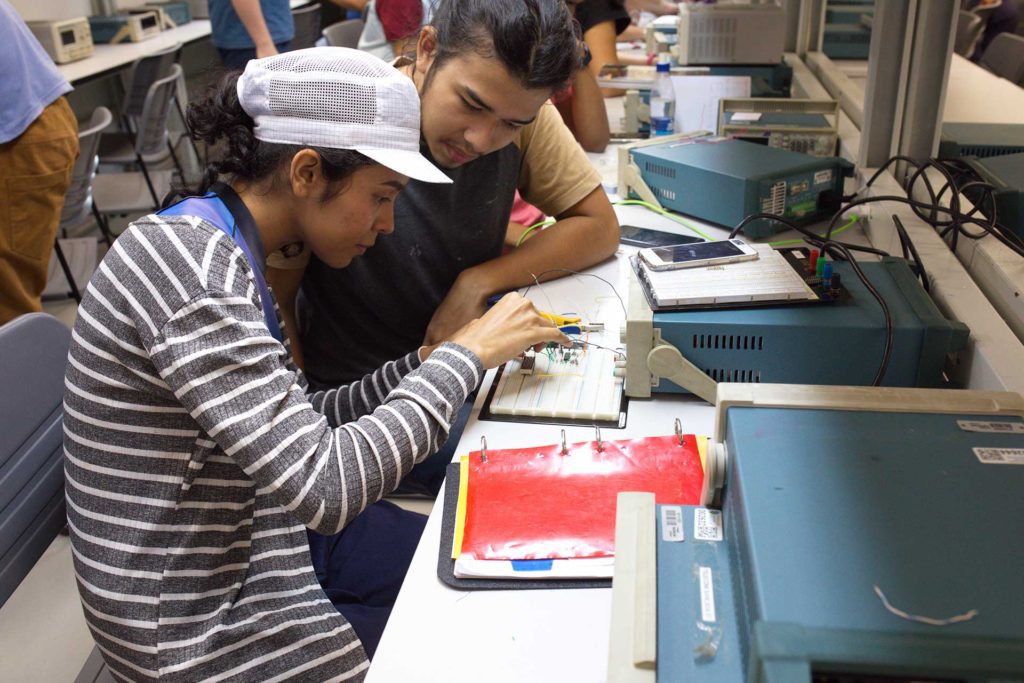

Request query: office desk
[
  {"left": 56, "top": 0, "right": 309, "bottom": 85},
  {"left": 365, "top": 239, "right": 719, "bottom": 683},
  {"left": 835, "top": 53, "right": 1024, "bottom": 124}
]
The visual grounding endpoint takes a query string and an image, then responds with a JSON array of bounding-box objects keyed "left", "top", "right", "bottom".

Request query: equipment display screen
[{"left": 61, "top": 29, "right": 75, "bottom": 45}]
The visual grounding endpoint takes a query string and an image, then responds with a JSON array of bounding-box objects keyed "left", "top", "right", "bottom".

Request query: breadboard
[{"left": 488, "top": 335, "right": 625, "bottom": 424}]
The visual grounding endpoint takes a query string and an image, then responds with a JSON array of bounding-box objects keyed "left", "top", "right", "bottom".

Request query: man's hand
[
  {"left": 255, "top": 42, "right": 280, "bottom": 58},
  {"left": 626, "top": 0, "right": 679, "bottom": 16},
  {"left": 423, "top": 272, "right": 488, "bottom": 346}
]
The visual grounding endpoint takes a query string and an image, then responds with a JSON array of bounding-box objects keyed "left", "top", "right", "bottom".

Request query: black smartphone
[{"left": 619, "top": 225, "right": 704, "bottom": 249}]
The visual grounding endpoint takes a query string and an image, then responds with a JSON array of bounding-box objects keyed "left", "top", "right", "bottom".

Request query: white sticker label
[
  {"left": 973, "top": 448, "right": 1024, "bottom": 465},
  {"left": 698, "top": 566, "right": 716, "bottom": 623},
  {"left": 731, "top": 112, "right": 762, "bottom": 123},
  {"left": 813, "top": 169, "right": 833, "bottom": 185},
  {"left": 958, "top": 420, "right": 1024, "bottom": 434},
  {"left": 661, "top": 506, "right": 685, "bottom": 542},
  {"left": 694, "top": 508, "right": 723, "bottom": 542}
]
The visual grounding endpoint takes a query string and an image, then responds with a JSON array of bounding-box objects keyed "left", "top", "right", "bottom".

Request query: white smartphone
[{"left": 639, "top": 239, "right": 759, "bottom": 271}]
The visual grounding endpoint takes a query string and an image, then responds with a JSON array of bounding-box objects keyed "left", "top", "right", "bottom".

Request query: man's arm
[
  {"left": 554, "top": 55, "right": 611, "bottom": 153},
  {"left": 231, "top": 0, "right": 279, "bottom": 57},
  {"left": 328, "top": 0, "right": 368, "bottom": 10},
  {"left": 424, "top": 187, "right": 619, "bottom": 345}
]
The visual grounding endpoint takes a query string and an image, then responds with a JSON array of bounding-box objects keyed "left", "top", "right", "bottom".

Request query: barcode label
[
  {"left": 698, "top": 566, "right": 716, "bottom": 623},
  {"left": 973, "top": 448, "right": 1024, "bottom": 465},
  {"left": 661, "top": 506, "right": 685, "bottom": 542},
  {"left": 694, "top": 508, "right": 723, "bottom": 542},
  {"left": 958, "top": 420, "right": 1024, "bottom": 434}
]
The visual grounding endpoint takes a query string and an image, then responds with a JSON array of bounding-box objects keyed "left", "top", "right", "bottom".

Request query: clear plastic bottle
[{"left": 649, "top": 56, "right": 675, "bottom": 136}]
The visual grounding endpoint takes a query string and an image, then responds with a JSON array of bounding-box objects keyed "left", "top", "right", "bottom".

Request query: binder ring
[
  {"left": 594, "top": 426, "right": 603, "bottom": 452},
  {"left": 480, "top": 436, "right": 487, "bottom": 463},
  {"left": 561, "top": 429, "right": 568, "bottom": 455},
  {"left": 675, "top": 418, "right": 684, "bottom": 446}
]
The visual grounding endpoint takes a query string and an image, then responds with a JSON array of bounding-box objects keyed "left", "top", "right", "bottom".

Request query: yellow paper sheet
[{"left": 452, "top": 455, "right": 469, "bottom": 559}]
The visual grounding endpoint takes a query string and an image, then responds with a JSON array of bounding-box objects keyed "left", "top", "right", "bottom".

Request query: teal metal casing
[
  {"left": 630, "top": 138, "right": 852, "bottom": 237},
  {"left": 650, "top": 258, "right": 968, "bottom": 390}
]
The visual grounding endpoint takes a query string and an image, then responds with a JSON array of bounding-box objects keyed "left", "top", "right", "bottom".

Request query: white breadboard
[{"left": 489, "top": 336, "right": 625, "bottom": 422}]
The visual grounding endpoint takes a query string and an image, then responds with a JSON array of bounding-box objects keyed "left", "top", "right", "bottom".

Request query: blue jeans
[
  {"left": 307, "top": 500, "right": 427, "bottom": 659},
  {"left": 217, "top": 41, "right": 290, "bottom": 71}
]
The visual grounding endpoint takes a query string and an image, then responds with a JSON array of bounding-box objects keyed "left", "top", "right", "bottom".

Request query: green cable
[
  {"left": 613, "top": 199, "right": 713, "bottom": 241},
  {"left": 768, "top": 213, "right": 861, "bottom": 246},
  {"left": 515, "top": 219, "right": 556, "bottom": 247}
]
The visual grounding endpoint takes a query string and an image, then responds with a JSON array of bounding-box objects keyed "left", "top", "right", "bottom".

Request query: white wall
[{"left": 10, "top": 0, "right": 149, "bottom": 22}]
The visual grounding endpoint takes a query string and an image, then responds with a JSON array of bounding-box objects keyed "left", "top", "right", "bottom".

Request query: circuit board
[{"left": 484, "top": 335, "right": 626, "bottom": 426}]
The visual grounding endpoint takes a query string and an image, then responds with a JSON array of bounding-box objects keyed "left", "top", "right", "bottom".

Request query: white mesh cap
[{"left": 237, "top": 47, "right": 451, "bottom": 184}]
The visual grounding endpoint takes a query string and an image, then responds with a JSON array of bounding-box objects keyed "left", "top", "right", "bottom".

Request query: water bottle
[{"left": 649, "top": 56, "right": 675, "bottom": 136}]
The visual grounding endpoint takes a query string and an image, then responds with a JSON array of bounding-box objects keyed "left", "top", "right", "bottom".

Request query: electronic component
[
  {"left": 26, "top": 17, "right": 94, "bottom": 64},
  {"left": 822, "top": 23, "right": 872, "bottom": 59},
  {"left": 651, "top": 384, "right": 1024, "bottom": 681},
  {"left": 675, "top": 3, "right": 784, "bottom": 65},
  {"left": 88, "top": 12, "right": 162, "bottom": 44},
  {"left": 142, "top": 2, "right": 193, "bottom": 29},
  {"left": 938, "top": 122, "right": 1024, "bottom": 160},
  {"left": 518, "top": 354, "right": 536, "bottom": 375},
  {"left": 718, "top": 98, "right": 839, "bottom": 158},
  {"left": 622, "top": 255, "right": 969, "bottom": 398},
  {"left": 618, "top": 134, "right": 853, "bottom": 238},
  {"left": 961, "top": 151, "right": 1024, "bottom": 238}
]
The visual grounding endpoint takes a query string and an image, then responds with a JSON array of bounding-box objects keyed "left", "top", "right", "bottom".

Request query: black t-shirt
[{"left": 575, "top": 0, "right": 630, "bottom": 36}]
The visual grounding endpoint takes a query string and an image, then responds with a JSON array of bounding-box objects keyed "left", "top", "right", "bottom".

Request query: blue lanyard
[{"left": 157, "top": 191, "right": 283, "bottom": 344}]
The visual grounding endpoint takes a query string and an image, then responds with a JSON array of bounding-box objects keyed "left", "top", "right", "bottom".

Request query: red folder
[{"left": 460, "top": 434, "right": 704, "bottom": 561}]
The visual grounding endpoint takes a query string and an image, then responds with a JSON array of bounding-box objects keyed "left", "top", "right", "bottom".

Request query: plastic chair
[
  {"left": 980, "top": 32, "right": 1024, "bottom": 84},
  {"left": 93, "top": 65, "right": 183, "bottom": 216},
  {"left": 0, "top": 313, "right": 71, "bottom": 610},
  {"left": 60, "top": 107, "right": 115, "bottom": 246},
  {"left": 292, "top": 2, "right": 323, "bottom": 49},
  {"left": 323, "top": 17, "right": 364, "bottom": 48},
  {"left": 955, "top": 10, "right": 986, "bottom": 56},
  {"left": 98, "top": 42, "right": 194, "bottom": 178}
]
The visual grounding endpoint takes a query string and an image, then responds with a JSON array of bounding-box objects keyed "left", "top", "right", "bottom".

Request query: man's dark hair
[{"left": 427, "top": 0, "right": 581, "bottom": 92}]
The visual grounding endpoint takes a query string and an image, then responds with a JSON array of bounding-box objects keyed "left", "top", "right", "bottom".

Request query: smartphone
[
  {"left": 639, "top": 239, "right": 759, "bottom": 271},
  {"left": 620, "top": 225, "right": 704, "bottom": 249}
]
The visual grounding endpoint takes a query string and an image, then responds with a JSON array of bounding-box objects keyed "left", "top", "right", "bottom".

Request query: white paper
[
  {"left": 453, "top": 556, "right": 615, "bottom": 580},
  {"left": 698, "top": 566, "right": 716, "bottom": 623},
  {"left": 693, "top": 508, "right": 723, "bottom": 542},
  {"left": 671, "top": 75, "right": 752, "bottom": 135},
  {"left": 660, "top": 506, "right": 685, "bottom": 542},
  {"left": 730, "top": 112, "right": 762, "bottom": 123}
]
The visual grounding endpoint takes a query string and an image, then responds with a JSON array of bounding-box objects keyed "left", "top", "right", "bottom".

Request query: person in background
[
  {"left": 572, "top": 0, "right": 636, "bottom": 96},
  {"left": 358, "top": 0, "right": 434, "bottom": 61},
  {"left": 210, "top": 0, "right": 294, "bottom": 70},
  {"left": 268, "top": 0, "right": 620, "bottom": 497},
  {"left": 968, "top": 0, "right": 1022, "bottom": 61},
  {"left": 65, "top": 47, "right": 567, "bottom": 680},
  {"left": 0, "top": 0, "right": 79, "bottom": 326}
]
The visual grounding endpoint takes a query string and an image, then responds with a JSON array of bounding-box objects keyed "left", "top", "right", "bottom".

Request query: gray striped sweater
[{"left": 63, "top": 215, "right": 481, "bottom": 681}]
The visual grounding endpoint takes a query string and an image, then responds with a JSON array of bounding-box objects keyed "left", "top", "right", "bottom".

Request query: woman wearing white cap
[{"left": 63, "top": 48, "right": 567, "bottom": 681}]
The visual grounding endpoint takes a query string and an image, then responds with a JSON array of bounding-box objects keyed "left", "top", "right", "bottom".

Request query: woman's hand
[{"left": 446, "top": 293, "right": 570, "bottom": 368}]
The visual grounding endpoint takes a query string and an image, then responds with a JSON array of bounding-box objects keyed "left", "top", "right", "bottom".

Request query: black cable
[
  {"left": 892, "top": 214, "right": 929, "bottom": 294},
  {"left": 728, "top": 212, "right": 891, "bottom": 258},
  {"left": 820, "top": 241, "right": 894, "bottom": 387}
]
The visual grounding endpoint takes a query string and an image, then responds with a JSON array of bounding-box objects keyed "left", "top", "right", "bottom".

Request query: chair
[
  {"left": 291, "top": 2, "right": 323, "bottom": 49},
  {"left": 93, "top": 65, "right": 183, "bottom": 217},
  {"left": 323, "top": 18, "right": 365, "bottom": 48},
  {"left": 0, "top": 313, "right": 71, "bottom": 610},
  {"left": 60, "top": 107, "right": 115, "bottom": 246},
  {"left": 980, "top": 32, "right": 1024, "bottom": 83},
  {"left": 98, "top": 42, "right": 195, "bottom": 179},
  {"left": 955, "top": 10, "right": 986, "bottom": 56},
  {"left": 970, "top": 0, "right": 1002, "bottom": 25}
]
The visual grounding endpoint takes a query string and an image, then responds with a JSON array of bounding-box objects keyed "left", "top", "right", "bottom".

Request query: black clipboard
[{"left": 437, "top": 463, "right": 611, "bottom": 591}]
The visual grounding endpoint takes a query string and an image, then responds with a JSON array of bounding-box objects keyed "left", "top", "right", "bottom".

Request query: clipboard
[{"left": 437, "top": 462, "right": 611, "bottom": 590}]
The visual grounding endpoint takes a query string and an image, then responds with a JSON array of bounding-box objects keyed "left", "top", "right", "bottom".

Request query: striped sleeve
[
  {"left": 307, "top": 350, "right": 423, "bottom": 428},
  {"left": 146, "top": 291, "right": 482, "bottom": 534}
]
